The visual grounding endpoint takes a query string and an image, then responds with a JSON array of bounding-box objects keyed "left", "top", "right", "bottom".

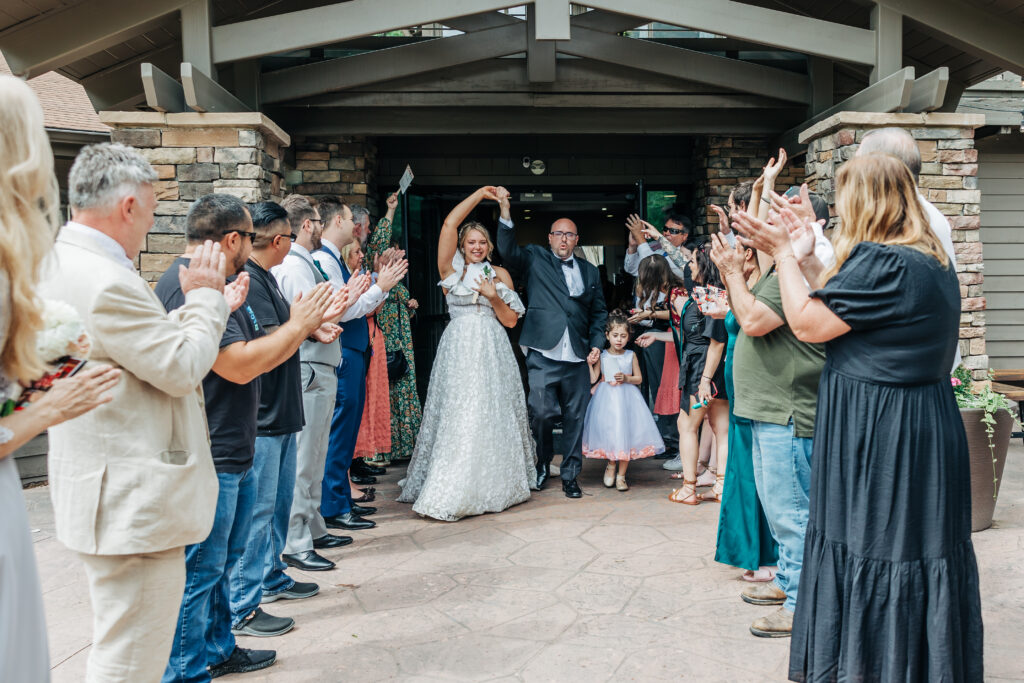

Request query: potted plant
[{"left": 952, "top": 365, "right": 1019, "bottom": 531}]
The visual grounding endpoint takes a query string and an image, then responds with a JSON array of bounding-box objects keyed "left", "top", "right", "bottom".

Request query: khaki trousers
[{"left": 79, "top": 546, "right": 185, "bottom": 683}]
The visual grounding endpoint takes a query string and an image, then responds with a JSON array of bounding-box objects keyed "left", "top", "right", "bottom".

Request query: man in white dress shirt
[{"left": 313, "top": 198, "right": 407, "bottom": 531}]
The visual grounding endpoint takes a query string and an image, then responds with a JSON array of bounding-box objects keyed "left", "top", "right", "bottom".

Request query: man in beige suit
[{"left": 39, "top": 143, "right": 246, "bottom": 683}]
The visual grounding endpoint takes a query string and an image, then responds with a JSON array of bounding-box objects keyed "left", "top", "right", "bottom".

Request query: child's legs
[{"left": 616, "top": 459, "right": 629, "bottom": 476}]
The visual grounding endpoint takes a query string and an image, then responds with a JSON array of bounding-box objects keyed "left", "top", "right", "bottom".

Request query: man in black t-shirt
[{"left": 156, "top": 194, "right": 338, "bottom": 681}]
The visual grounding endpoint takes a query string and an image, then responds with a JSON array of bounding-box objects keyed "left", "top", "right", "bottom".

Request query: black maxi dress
[{"left": 789, "top": 242, "right": 983, "bottom": 682}]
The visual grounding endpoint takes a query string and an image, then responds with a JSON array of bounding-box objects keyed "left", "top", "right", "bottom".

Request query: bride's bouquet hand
[{"left": 472, "top": 274, "right": 497, "bottom": 301}]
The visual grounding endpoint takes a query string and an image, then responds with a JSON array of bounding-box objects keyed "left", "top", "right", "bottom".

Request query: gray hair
[
  {"left": 68, "top": 142, "right": 158, "bottom": 211},
  {"left": 350, "top": 204, "right": 370, "bottom": 227},
  {"left": 856, "top": 128, "right": 922, "bottom": 181}
]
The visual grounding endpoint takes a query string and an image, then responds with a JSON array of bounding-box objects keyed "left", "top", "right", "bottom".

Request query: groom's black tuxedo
[{"left": 497, "top": 220, "right": 608, "bottom": 489}]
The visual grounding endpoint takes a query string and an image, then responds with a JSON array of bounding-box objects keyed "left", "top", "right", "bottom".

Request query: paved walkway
[{"left": 26, "top": 443, "right": 1024, "bottom": 682}]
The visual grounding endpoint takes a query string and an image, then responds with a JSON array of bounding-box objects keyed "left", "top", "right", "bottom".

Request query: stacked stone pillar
[
  {"left": 286, "top": 135, "right": 379, "bottom": 215},
  {"left": 799, "top": 112, "right": 988, "bottom": 378},
  {"left": 97, "top": 112, "right": 291, "bottom": 282}
]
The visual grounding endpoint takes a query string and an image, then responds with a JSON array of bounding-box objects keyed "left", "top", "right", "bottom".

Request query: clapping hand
[
  {"left": 291, "top": 282, "right": 334, "bottom": 335},
  {"left": 346, "top": 271, "right": 372, "bottom": 308},
  {"left": 223, "top": 272, "right": 250, "bottom": 312},
  {"left": 709, "top": 232, "right": 744, "bottom": 278},
  {"left": 710, "top": 204, "right": 731, "bottom": 234},
  {"left": 377, "top": 259, "right": 409, "bottom": 292},
  {"left": 733, "top": 210, "right": 791, "bottom": 258},
  {"left": 312, "top": 322, "right": 342, "bottom": 344},
  {"left": 323, "top": 284, "right": 350, "bottom": 322},
  {"left": 761, "top": 147, "right": 788, "bottom": 186},
  {"left": 180, "top": 240, "right": 226, "bottom": 295}
]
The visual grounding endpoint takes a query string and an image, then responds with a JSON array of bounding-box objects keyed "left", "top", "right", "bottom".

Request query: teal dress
[{"left": 714, "top": 311, "right": 778, "bottom": 571}]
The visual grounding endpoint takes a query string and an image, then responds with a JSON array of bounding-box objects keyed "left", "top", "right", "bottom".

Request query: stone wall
[
  {"left": 799, "top": 112, "right": 988, "bottom": 378},
  {"left": 97, "top": 112, "right": 291, "bottom": 282},
  {"left": 287, "top": 135, "right": 379, "bottom": 216},
  {"left": 692, "top": 136, "right": 805, "bottom": 236}
]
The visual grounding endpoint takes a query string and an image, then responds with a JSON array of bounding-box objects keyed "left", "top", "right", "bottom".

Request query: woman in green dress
[
  {"left": 364, "top": 193, "right": 423, "bottom": 464},
  {"left": 711, "top": 239, "right": 778, "bottom": 580}
]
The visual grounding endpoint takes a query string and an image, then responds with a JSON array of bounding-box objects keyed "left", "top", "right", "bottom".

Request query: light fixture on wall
[{"left": 523, "top": 156, "right": 545, "bottom": 175}]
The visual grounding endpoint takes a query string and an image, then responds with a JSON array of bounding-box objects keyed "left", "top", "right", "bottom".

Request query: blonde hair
[
  {"left": 826, "top": 154, "right": 947, "bottom": 281},
  {"left": 340, "top": 238, "right": 362, "bottom": 269},
  {"left": 0, "top": 76, "right": 61, "bottom": 384},
  {"left": 458, "top": 221, "right": 494, "bottom": 260}
]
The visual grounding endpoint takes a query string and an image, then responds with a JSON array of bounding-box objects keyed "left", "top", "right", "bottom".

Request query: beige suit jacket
[{"left": 39, "top": 227, "right": 229, "bottom": 555}]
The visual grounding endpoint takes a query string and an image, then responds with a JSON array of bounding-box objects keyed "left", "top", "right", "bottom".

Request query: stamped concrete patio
[{"left": 27, "top": 443, "right": 1024, "bottom": 682}]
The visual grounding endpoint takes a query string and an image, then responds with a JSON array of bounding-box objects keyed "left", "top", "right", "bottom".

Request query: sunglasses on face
[{"left": 663, "top": 227, "right": 687, "bottom": 236}]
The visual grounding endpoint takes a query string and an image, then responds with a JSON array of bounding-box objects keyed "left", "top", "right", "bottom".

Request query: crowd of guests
[{"left": 0, "top": 69, "right": 985, "bottom": 683}]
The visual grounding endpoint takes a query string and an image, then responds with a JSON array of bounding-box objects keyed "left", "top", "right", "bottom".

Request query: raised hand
[
  {"left": 179, "top": 240, "right": 226, "bottom": 294},
  {"left": 733, "top": 210, "right": 791, "bottom": 258},
  {"left": 290, "top": 282, "right": 334, "bottom": 335},
  {"left": 771, "top": 202, "right": 817, "bottom": 263},
  {"left": 377, "top": 259, "right": 409, "bottom": 292},
  {"left": 710, "top": 204, "right": 731, "bottom": 234},
  {"left": 386, "top": 192, "right": 399, "bottom": 211},
  {"left": 709, "top": 232, "right": 744, "bottom": 279},
  {"left": 312, "top": 322, "right": 342, "bottom": 344},
  {"left": 480, "top": 185, "right": 501, "bottom": 202},
  {"left": 223, "top": 271, "right": 250, "bottom": 312},
  {"left": 762, "top": 147, "right": 789, "bottom": 185}
]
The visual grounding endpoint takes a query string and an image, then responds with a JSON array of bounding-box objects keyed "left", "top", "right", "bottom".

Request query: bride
[{"left": 398, "top": 186, "right": 536, "bottom": 521}]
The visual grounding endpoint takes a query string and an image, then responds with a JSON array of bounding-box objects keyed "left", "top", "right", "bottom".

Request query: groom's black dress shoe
[
  {"left": 324, "top": 512, "right": 376, "bottom": 530},
  {"left": 313, "top": 534, "right": 353, "bottom": 549},
  {"left": 536, "top": 466, "right": 549, "bottom": 490},
  {"left": 562, "top": 479, "right": 582, "bottom": 498},
  {"left": 352, "top": 461, "right": 386, "bottom": 476},
  {"left": 350, "top": 504, "right": 377, "bottom": 516},
  {"left": 351, "top": 474, "right": 377, "bottom": 486},
  {"left": 282, "top": 550, "right": 335, "bottom": 572}
]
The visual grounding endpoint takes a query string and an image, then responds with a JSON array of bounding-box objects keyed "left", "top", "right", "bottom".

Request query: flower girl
[{"left": 582, "top": 312, "right": 665, "bottom": 490}]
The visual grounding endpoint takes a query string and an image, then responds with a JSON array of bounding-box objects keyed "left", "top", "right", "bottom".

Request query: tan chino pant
[{"left": 79, "top": 546, "right": 185, "bottom": 683}]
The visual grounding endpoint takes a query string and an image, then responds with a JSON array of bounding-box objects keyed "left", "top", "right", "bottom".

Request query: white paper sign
[{"left": 398, "top": 165, "right": 414, "bottom": 194}]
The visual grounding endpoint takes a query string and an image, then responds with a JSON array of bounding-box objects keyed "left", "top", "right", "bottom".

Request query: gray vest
[{"left": 295, "top": 252, "right": 342, "bottom": 368}]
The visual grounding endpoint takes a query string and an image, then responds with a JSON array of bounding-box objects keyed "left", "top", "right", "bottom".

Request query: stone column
[
  {"left": 97, "top": 111, "right": 291, "bottom": 282},
  {"left": 799, "top": 112, "right": 987, "bottom": 378},
  {"left": 693, "top": 136, "right": 805, "bottom": 236},
  {"left": 286, "top": 135, "right": 379, "bottom": 215}
]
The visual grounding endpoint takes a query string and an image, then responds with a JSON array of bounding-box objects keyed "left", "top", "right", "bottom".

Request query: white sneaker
[{"left": 662, "top": 455, "right": 682, "bottom": 471}]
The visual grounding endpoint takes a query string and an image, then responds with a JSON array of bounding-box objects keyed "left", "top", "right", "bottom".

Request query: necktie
[
  {"left": 560, "top": 259, "right": 574, "bottom": 269},
  {"left": 313, "top": 259, "right": 330, "bottom": 282}
]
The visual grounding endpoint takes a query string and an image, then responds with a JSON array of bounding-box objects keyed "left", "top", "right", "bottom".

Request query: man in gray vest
[{"left": 273, "top": 194, "right": 369, "bottom": 571}]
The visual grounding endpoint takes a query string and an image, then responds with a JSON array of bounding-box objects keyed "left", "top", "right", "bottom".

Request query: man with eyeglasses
[
  {"left": 624, "top": 211, "right": 693, "bottom": 279},
  {"left": 155, "top": 194, "right": 340, "bottom": 681},
  {"left": 496, "top": 189, "right": 608, "bottom": 499}
]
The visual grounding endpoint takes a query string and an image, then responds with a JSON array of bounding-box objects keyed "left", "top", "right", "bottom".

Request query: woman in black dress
[{"left": 736, "top": 154, "right": 983, "bottom": 682}]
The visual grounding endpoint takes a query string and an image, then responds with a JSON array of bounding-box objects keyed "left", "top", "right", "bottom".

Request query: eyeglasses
[
  {"left": 550, "top": 231, "right": 579, "bottom": 240},
  {"left": 663, "top": 227, "right": 687, "bottom": 236},
  {"left": 277, "top": 232, "right": 298, "bottom": 242},
  {"left": 308, "top": 218, "right": 323, "bottom": 226}
]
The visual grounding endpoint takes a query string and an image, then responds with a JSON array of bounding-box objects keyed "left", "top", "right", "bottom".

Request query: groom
[{"left": 496, "top": 190, "right": 608, "bottom": 498}]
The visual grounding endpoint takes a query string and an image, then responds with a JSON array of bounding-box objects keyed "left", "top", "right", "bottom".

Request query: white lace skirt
[{"left": 398, "top": 312, "right": 536, "bottom": 521}]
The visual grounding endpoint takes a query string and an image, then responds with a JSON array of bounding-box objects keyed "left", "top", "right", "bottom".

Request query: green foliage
[{"left": 951, "top": 365, "right": 1021, "bottom": 499}]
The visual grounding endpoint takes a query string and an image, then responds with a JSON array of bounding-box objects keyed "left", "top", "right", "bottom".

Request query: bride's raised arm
[{"left": 438, "top": 186, "right": 499, "bottom": 280}]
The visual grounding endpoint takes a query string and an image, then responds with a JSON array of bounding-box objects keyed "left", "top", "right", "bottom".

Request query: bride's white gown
[{"left": 397, "top": 263, "right": 537, "bottom": 521}]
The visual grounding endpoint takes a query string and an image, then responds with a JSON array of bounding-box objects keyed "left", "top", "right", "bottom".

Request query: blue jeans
[
  {"left": 321, "top": 348, "right": 367, "bottom": 517},
  {"left": 164, "top": 469, "right": 257, "bottom": 683},
  {"left": 749, "top": 420, "right": 812, "bottom": 613},
  {"left": 230, "top": 434, "right": 297, "bottom": 627}
]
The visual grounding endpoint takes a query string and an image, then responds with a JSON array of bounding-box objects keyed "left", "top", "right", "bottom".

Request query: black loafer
[
  {"left": 324, "top": 512, "right": 376, "bottom": 530},
  {"left": 562, "top": 479, "right": 583, "bottom": 499},
  {"left": 536, "top": 466, "right": 549, "bottom": 490},
  {"left": 313, "top": 534, "right": 353, "bottom": 549},
  {"left": 351, "top": 474, "right": 377, "bottom": 486},
  {"left": 353, "top": 461, "right": 386, "bottom": 476},
  {"left": 209, "top": 646, "right": 276, "bottom": 678},
  {"left": 281, "top": 550, "right": 336, "bottom": 572},
  {"left": 230, "top": 608, "right": 294, "bottom": 637},
  {"left": 350, "top": 504, "right": 377, "bottom": 516}
]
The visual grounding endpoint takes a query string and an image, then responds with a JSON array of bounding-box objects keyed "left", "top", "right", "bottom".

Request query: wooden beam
[
  {"left": 143, "top": 63, "right": 188, "bottom": 113},
  {"left": 290, "top": 91, "right": 791, "bottom": 109},
  {"left": 779, "top": 66, "right": 916, "bottom": 153},
  {"left": 881, "top": 0, "right": 1024, "bottom": 75},
  {"left": 527, "top": 5, "right": 556, "bottom": 83},
  {"left": 181, "top": 62, "right": 251, "bottom": 112},
  {"left": 0, "top": 0, "right": 188, "bottom": 78},
  {"left": 871, "top": 4, "right": 903, "bottom": 83},
  {"left": 260, "top": 23, "right": 526, "bottom": 104},
  {"left": 82, "top": 43, "right": 182, "bottom": 111},
  {"left": 903, "top": 67, "right": 949, "bottom": 113},
  {"left": 583, "top": 0, "right": 876, "bottom": 66},
  {"left": 534, "top": 0, "right": 570, "bottom": 40},
  {"left": 809, "top": 57, "right": 834, "bottom": 116},
  {"left": 556, "top": 27, "right": 810, "bottom": 104},
  {"left": 212, "top": 0, "right": 518, "bottom": 64},
  {"left": 181, "top": 0, "right": 213, "bottom": 78}
]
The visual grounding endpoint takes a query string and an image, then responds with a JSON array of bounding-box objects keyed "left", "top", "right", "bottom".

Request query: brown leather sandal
[
  {"left": 698, "top": 474, "right": 725, "bottom": 502},
  {"left": 668, "top": 479, "right": 699, "bottom": 505}
]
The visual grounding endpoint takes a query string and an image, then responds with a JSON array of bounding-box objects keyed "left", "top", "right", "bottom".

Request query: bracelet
[
  {"left": 701, "top": 375, "right": 712, "bottom": 380},
  {"left": 775, "top": 252, "right": 797, "bottom": 265},
  {"left": 761, "top": 196, "right": 771, "bottom": 204}
]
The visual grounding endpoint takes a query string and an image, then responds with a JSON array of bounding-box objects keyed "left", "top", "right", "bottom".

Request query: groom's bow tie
[{"left": 560, "top": 259, "right": 575, "bottom": 269}]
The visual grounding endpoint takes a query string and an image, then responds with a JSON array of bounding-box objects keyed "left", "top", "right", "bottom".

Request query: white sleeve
[
  {"left": 724, "top": 231, "right": 737, "bottom": 248},
  {"left": 271, "top": 259, "right": 316, "bottom": 303},
  {"left": 811, "top": 223, "right": 836, "bottom": 270},
  {"left": 623, "top": 250, "right": 640, "bottom": 276},
  {"left": 341, "top": 284, "right": 387, "bottom": 322},
  {"left": 498, "top": 217, "right": 514, "bottom": 229}
]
